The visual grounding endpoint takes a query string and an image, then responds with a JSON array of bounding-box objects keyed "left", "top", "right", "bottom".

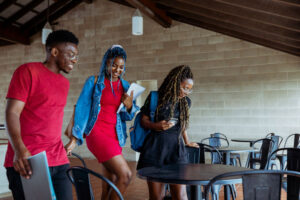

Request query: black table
[
  {"left": 138, "top": 163, "right": 252, "bottom": 200},
  {"left": 231, "top": 138, "right": 260, "bottom": 147},
  {"left": 216, "top": 147, "right": 259, "bottom": 165},
  {"left": 213, "top": 147, "right": 258, "bottom": 199}
]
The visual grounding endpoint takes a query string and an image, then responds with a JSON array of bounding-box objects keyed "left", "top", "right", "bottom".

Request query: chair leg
[{"left": 211, "top": 185, "right": 221, "bottom": 200}]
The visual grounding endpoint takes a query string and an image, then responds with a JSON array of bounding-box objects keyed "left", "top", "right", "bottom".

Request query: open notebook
[{"left": 20, "top": 151, "right": 56, "bottom": 200}]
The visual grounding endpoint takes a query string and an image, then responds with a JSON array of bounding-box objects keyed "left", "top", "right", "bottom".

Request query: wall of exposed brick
[{"left": 0, "top": 0, "right": 299, "bottom": 162}]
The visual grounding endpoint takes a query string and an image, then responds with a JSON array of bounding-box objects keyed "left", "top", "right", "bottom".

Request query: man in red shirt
[{"left": 5, "top": 30, "right": 79, "bottom": 200}]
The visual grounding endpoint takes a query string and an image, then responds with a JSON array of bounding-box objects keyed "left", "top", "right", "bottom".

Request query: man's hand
[
  {"left": 13, "top": 147, "right": 32, "bottom": 179},
  {"left": 121, "top": 91, "right": 133, "bottom": 111},
  {"left": 64, "top": 136, "right": 77, "bottom": 156}
]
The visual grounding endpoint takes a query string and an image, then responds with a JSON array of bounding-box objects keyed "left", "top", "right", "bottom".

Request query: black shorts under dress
[{"left": 137, "top": 93, "right": 191, "bottom": 170}]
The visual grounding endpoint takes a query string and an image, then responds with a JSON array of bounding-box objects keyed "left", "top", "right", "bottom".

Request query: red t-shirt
[{"left": 4, "top": 62, "right": 70, "bottom": 167}]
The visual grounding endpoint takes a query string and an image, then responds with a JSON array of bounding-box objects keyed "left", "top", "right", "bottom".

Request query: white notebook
[
  {"left": 117, "top": 82, "right": 145, "bottom": 113},
  {"left": 20, "top": 151, "right": 56, "bottom": 200}
]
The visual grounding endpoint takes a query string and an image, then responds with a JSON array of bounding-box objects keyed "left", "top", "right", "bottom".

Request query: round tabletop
[
  {"left": 216, "top": 147, "right": 258, "bottom": 153},
  {"left": 137, "top": 163, "right": 252, "bottom": 185},
  {"left": 231, "top": 138, "right": 259, "bottom": 143}
]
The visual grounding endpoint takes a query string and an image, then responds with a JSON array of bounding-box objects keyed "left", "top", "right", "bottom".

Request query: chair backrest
[
  {"left": 286, "top": 148, "right": 300, "bottom": 200},
  {"left": 269, "top": 135, "right": 283, "bottom": 159},
  {"left": 201, "top": 136, "right": 229, "bottom": 148},
  {"left": 265, "top": 132, "right": 275, "bottom": 138},
  {"left": 185, "top": 143, "right": 222, "bottom": 164},
  {"left": 205, "top": 170, "right": 300, "bottom": 200},
  {"left": 252, "top": 138, "right": 274, "bottom": 169},
  {"left": 284, "top": 133, "right": 300, "bottom": 148},
  {"left": 67, "top": 166, "right": 124, "bottom": 200},
  {"left": 71, "top": 152, "right": 87, "bottom": 168}
]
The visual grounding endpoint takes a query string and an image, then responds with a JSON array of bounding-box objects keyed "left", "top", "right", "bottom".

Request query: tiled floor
[{"left": 0, "top": 158, "right": 287, "bottom": 200}]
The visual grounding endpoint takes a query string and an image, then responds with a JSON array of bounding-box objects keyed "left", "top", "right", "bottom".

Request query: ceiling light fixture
[
  {"left": 132, "top": 9, "right": 143, "bottom": 36},
  {"left": 42, "top": 0, "right": 52, "bottom": 44}
]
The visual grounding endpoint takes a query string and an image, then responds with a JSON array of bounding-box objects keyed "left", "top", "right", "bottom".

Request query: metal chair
[
  {"left": 67, "top": 166, "right": 124, "bottom": 200},
  {"left": 202, "top": 133, "right": 242, "bottom": 166},
  {"left": 205, "top": 170, "right": 300, "bottom": 200},
  {"left": 248, "top": 138, "right": 274, "bottom": 169},
  {"left": 266, "top": 148, "right": 300, "bottom": 199},
  {"left": 284, "top": 133, "right": 300, "bottom": 148},
  {"left": 185, "top": 143, "right": 236, "bottom": 200},
  {"left": 71, "top": 152, "right": 87, "bottom": 167}
]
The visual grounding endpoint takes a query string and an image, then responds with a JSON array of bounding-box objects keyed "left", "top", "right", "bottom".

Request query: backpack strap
[
  {"left": 94, "top": 75, "right": 98, "bottom": 85},
  {"left": 149, "top": 91, "right": 158, "bottom": 122}
]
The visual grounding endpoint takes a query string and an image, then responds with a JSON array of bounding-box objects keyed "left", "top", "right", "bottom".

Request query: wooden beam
[
  {"left": 214, "top": 0, "right": 300, "bottom": 20},
  {"left": 169, "top": 13, "right": 300, "bottom": 56},
  {"left": 169, "top": 8, "right": 300, "bottom": 47},
  {"left": 83, "top": 0, "right": 94, "bottom": 3},
  {"left": 0, "top": 39, "right": 13, "bottom": 46},
  {"left": 22, "top": 0, "right": 82, "bottom": 32},
  {"left": 166, "top": 0, "right": 300, "bottom": 31},
  {"left": 109, "top": 0, "right": 134, "bottom": 8},
  {"left": 5, "top": 0, "right": 44, "bottom": 25},
  {"left": 0, "top": 22, "right": 30, "bottom": 45},
  {"left": 0, "top": 0, "right": 17, "bottom": 13},
  {"left": 156, "top": 1, "right": 300, "bottom": 41},
  {"left": 171, "top": 14, "right": 299, "bottom": 56},
  {"left": 24, "top": 0, "right": 84, "bottom": 36},
  {"left": 125, "top": 0, "right": 172, "bottom": 28},
  {"left": 275, "top": 0, "right": 300, "bottom": 5}
]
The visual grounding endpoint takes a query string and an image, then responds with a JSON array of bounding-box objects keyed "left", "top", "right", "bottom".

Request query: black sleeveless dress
[{"left": 137, "top": 93, "right": 191, "bottom": 170}]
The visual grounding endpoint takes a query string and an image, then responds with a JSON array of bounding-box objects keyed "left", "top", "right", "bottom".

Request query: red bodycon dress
[{"left": 86, "top": 78, "right": 123, "bottom": 163}]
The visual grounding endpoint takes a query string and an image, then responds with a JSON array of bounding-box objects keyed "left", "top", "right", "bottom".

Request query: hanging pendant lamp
[
  {"left": 132, "top": 9, "right": 143, "bottom": 36},
  {"left": 42, "top": 0, "right": 52, "bottom": 44}
]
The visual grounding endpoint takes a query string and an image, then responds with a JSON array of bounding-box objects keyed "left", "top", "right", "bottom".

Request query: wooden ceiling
[
  {"left": 0, "top": 0, "right": 299, "bottom": 56},
  {"left": 110, "top": 0, "right": 300, "bottom": 57},
  {"left": 0, "top": 0, "right": 92, "bottom": 46}
]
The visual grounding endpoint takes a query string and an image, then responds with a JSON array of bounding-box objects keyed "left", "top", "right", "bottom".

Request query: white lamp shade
[
  {"left": 42, "top": 22, "right": 52, "bottom": 44},
  {"left": 132, "top": 9, "right": 143, "bottom": 35}
]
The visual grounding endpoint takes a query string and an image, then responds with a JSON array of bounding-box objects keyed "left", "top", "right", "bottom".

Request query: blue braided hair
[{"left": 99, "top": 44, "right": 127, "bottom": 96}]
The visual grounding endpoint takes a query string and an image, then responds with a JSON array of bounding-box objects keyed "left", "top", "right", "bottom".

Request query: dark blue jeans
[{"left": 6, "top": 164, "right": 73, "bottom": 200}]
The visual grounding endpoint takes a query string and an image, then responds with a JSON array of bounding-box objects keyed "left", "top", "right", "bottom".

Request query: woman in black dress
[{"left": 137, "top": 65, "right": 198, "bottom": 200}]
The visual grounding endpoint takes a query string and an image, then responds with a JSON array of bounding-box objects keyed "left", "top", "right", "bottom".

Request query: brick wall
[{"left": 0, "top": 0, "right": 299, "bottom": 162}]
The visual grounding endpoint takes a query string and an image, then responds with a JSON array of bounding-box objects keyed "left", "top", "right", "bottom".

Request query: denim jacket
[{"left": 72, "top": 74, "right": 139, "bottom": 146}]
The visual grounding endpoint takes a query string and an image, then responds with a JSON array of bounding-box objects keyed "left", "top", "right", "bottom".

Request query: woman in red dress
[{"left": 65, "top": 45, "right": 139, "bottom": 199}]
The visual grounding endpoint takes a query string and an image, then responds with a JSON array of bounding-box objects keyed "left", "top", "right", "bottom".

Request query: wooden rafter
[
  {"left": 5, "top": 0, "right": 44, "bottom": 26},
  {"left": 215, "top": 0, "right": 300, "bottom": 20},
  {"left": 0, "top": 22, "right": 30, "bottom": 45},
  {"left": 0, "top": 0, "right": 17, "bottom": 13},
  {"left": 156, "top": 0, "right": 300, "bottom": 42},
  {"left": 25, "top": 0, "right": 84, "bottom": 36},
  {"left": 169, "top": 12, "right": 300, "bottom": 56},
  {"left": 166, "top": 0, "right": 300, "bottom": 31},
  {"left": 125, "top": 0, "right": 172, "bottom": 28}
]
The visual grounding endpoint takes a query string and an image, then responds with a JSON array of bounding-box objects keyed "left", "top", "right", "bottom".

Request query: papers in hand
[
  {"left": 20, "top": 151, "right": 56, "bottom": 200},
  {"left": 117, "top": 83, "right": 145, "bottom": 113}
]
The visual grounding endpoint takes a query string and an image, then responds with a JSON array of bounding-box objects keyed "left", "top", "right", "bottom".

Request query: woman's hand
[
  {"left": 64, "top": 136, "right": 77, "bottom": 156},
  {"left": 121, "top": 91, "right": 133, "bottom": 111},
  {"left": 185, "top": 142, "right": 199, "bottom": 148},
  {"left": 153, "top": 120, "right": 174, "bottom": 131}
]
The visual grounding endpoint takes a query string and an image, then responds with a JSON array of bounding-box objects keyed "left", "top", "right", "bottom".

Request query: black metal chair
[
  {"left": 201, "top": 133, "right": 242, "bottom": 166},
  {"left": 71, "top": 152, "right": 87, "bottom": 167},
  {"left": 67, "top": 166, "right": 124, "bottom": 200},
  {"left": 248, "top": 138, "right": 274, "bottom": 169},
  {"left": 267, "top": 148, "right": 300, "bottom": 199},
  {"left": 284, "top": 133, "right": 300, "bottom": 148},
  {"left": 205, "top": 170, "right": 300, "bottom": 200},
  {"left": 185, "top": 143, "right": 236, "bottom": 200}
]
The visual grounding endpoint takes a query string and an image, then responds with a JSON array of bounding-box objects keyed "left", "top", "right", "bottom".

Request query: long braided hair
[{"left": 156, "top": 65, "right": 193, "bottom": 134}]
